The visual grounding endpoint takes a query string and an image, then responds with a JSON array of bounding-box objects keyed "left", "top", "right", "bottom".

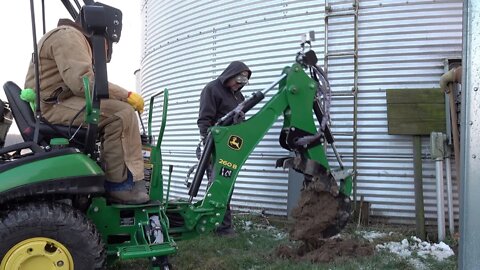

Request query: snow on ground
[
  {"left": 356, "top": 230, "right": 394, "bottom": 242},
  {"left": 376, "top": 236, "right": 455, "bottom": 261},
  {"left": 238, "top": 220, "right": 288, "bottom": 240}
]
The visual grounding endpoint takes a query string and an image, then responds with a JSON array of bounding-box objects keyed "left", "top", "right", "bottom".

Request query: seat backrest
[
  {"left": 3, "top": 81, "right": 39, "bottom": 142},
  {"left": 2, "top": 81, "right": 88, "bottom": 147}
]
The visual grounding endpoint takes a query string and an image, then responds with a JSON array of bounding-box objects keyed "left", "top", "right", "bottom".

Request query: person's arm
[
  {"left": 197, "top": 85, "right": 217, "bottom": 138},
  {"left": 108, "top": 82, "right": 129, "bottom": 101},
  {"left": 51, "top": 29, "right": 128, "bottom": 101}
]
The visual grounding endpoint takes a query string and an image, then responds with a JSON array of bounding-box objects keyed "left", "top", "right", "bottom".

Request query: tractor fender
[{"left": 0, "top": 148, "right": 105, "bottom": 204}]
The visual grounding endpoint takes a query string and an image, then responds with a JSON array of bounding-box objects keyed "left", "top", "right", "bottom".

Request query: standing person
[
  {"left": 24, "top": 4, "right": 148, "bottom": 204},
  {"left": 197, "top": 61, "right": 252, "bottom": 236}
]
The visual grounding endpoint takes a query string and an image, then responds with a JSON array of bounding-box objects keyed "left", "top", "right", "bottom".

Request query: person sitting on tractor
[
  {"left": 24, "top": 5, "right": 148, "bottom": 205},
  {"left": 197, "top": 61, "right": 252, "bottom": 235}
]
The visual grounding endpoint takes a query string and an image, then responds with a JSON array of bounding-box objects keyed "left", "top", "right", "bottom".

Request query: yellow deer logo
[{"left": 228, "top": 135, "right": 243, "bottom": 150}]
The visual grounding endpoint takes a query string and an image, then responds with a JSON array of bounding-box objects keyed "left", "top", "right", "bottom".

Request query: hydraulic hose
[{"left": 188, "top": 134, "right": 214, "bottom": 199}]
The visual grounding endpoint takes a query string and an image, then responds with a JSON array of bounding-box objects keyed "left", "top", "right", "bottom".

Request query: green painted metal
[
  {"left": 82, "top": 76, "right": 99, "bottom": 124},
  {"left": 49, "top": 138, "right": 69, "bottom": 146},
  {"left": 85, "top": 89, "right": 174, "bottom": 263},
  {"left": 0, "top": 153, "right": 103, "bottom": 192},
  {"left": 146, "top": 89, "right": 168, "bottom": 201},
  {"left": 340, "top": 175, "right": 353, "bottom": 196},
  {"left": 87, "top": 197, "right": 177, "bottom": 260}
]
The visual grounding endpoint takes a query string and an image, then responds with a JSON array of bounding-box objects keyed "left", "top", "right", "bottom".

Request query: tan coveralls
[{"left": 24, "top": 23, "right": 144, "bottom": 183}]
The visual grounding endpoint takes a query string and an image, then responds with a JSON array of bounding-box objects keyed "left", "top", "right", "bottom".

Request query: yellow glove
[{"left": 127, "top": 92, "right": 144, "bottom": 113}]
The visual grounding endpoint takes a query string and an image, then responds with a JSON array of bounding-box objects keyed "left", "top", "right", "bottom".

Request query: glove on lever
[{"left": 127, "top": 92, "right": 144, "bottom": 113}]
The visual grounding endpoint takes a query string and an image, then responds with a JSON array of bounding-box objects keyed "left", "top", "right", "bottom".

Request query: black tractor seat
[{"left": 3, "top": 81, "right": 87, "bottom": 147}]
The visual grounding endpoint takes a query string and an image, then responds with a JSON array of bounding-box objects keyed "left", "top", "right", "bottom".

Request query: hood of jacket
[{"left": 218, "top": 61, "right": 251, "bottom": 91}]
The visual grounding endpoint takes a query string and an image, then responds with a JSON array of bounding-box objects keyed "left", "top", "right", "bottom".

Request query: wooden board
[{"left": 386, "top": 89, "right": 446, "bottom": 135}]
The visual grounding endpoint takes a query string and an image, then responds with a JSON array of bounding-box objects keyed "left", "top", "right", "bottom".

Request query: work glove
[{"left": 127, "top": 92, "right": 144, "bottom": 113}]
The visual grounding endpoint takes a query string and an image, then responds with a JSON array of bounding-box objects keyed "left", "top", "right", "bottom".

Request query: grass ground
[{"left": 109, "top": 214, "right": 458, "bottom": 270}]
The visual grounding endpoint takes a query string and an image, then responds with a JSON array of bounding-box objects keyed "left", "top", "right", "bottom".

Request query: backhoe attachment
[{"left": 174, "top": 42, "right": 353, "bottom": 240}]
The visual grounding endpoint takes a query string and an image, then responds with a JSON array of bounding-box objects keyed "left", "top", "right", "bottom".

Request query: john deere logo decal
[{"left": 228, "top": 135, "right": 243, "bottom": 150}]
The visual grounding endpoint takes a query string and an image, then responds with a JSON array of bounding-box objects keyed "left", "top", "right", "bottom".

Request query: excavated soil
[
  {"left": 290, "top": 188, "right": 339, "bottom": 241},
  {"left": 278, "top": 186, "right": 374, "bottom": 262}
]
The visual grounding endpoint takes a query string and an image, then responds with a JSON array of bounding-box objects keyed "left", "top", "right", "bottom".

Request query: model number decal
[
  {"left": 220, "top": 167, "right": 233, "bottom": 178},
  {"left": 218, "top": 159, "right": 238, "bottom": 170}
]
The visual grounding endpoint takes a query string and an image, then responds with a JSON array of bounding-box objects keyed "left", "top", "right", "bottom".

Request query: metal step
[
  {"left": 325, "top": 52, "right": 357, "bottom": 58},
  {"left": 331, "top": 132, "right": 355, "bottom": 137},
  {"left": 325, "top": 4, "right": 357, "bottom": 18},
  {"left": 325, "top": 10, "right": 357, "bottom": 18},
  {"left": 331, "top": 90, "right": 355, "bottom": 97},
  {"left": 117, "top": 242, "right": 177, "bottom": 259}
]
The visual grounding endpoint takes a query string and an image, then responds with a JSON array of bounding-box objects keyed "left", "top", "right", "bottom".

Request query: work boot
[
  {"left": 107, "top": 188, "right": 149, "bottom": 204},
  {"left": 105, "top": 172, "right": 149, "bottom": 205},
  {"left": 133, "top": 180, "right": 148, "bottom": 194}
]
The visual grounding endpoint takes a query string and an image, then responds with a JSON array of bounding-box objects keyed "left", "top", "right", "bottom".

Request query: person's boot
[
  {"left": 105, "top": 172, "right": 149, "bottom": 205},
  {"left": 133, "top": 180, "right": 148, "bottom": 194},
  {"left": 107, "top": 188, "right": 149, "bottom": 204}
]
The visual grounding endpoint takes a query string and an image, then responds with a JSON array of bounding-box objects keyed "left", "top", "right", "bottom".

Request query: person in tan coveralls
[{"left": 24, "top": 16, "right": 148, "bottom": 204}]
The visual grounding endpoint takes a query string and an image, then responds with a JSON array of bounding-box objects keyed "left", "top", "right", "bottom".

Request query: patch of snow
[
  {"left": 273, "top": 232, "right": 288, "bottom": 240},
  {"left": 239, "top": 220, "right": 254, "bottom": 231},
  {"left": 376, "top": 237, "right": 454, "bottom": 261},
  {"left": 331, "top": 233, "right": 342, "bottom": 239},
  {"left": 357, "top": 230, "right": 391, "bottom": 242}
]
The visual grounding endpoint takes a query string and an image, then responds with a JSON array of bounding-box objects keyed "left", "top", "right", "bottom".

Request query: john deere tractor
[{"left": 0, "top": 1, "right": 353, "bottom": 269}]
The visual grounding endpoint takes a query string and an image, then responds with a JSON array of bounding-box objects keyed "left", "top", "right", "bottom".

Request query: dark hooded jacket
[{"left": 197, "top": 61, "right": 251, "bottom": 137}]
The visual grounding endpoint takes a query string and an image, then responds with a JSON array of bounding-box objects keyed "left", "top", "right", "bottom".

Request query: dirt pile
[
  {"left": 277, "top": 186, "right": 373, "bottom": 262},
  {"left": 290, "top": 188, "right": 340, "bottom": 240}
]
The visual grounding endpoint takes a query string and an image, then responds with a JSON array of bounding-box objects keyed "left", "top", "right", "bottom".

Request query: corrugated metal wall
[{"left": 140, "top": 0, "right": 463, "bottom": 223}]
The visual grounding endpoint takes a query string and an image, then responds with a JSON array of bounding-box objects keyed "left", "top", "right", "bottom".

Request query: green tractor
[{"left": 0, "top": 1, "right": 353, "bottom": 269}]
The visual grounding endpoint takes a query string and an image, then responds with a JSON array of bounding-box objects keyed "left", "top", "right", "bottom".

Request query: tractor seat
[{"left": 3, "top": 81, "right": 87, "bottom": 147}]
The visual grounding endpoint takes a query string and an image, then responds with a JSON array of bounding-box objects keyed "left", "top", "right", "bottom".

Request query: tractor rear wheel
[{"left": 0, "top": 202, "right": 105, "bottom": 270}]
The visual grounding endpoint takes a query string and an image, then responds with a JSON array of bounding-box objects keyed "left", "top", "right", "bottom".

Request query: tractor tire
[{"left": 0, "top": 202, "right": 105, "bottom": 270}]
